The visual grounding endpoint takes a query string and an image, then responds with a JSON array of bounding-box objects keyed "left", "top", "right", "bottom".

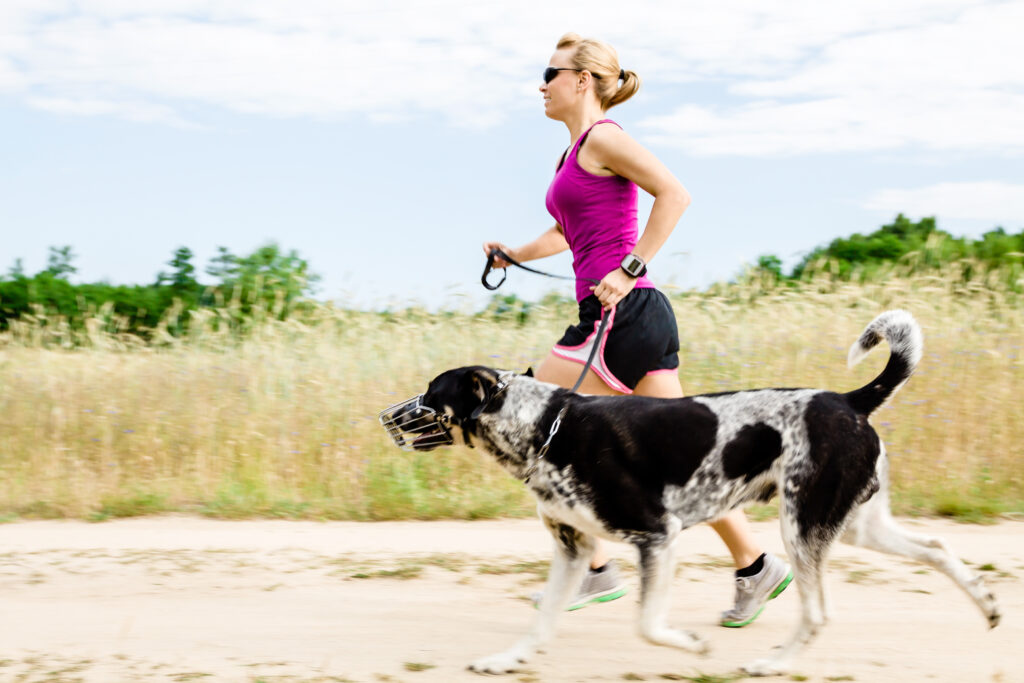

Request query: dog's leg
[
  {"left": 636, "top": 537, "right": 709, "bottom": 654},
  {"left": 468, "top": 517, "right": 594, "bottom": 675},
  {"left": 743, "top": 505, "right": 828, "bottom": 677},
  {"left": 840, "top": 459, "right": 1001, "bottom": 628}
]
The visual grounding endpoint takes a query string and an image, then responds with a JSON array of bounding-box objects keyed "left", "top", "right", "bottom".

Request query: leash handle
[
  {"left": 482, "top": 247, "right": 599, "bottom": 290},
  {"left": 481, "top": 249, "right": 509, "bottom": 290}
]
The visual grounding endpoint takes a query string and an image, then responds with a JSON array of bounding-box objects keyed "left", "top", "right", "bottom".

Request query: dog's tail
[{"left": 844, "top": 309, "right": 923, "bottom": 416}]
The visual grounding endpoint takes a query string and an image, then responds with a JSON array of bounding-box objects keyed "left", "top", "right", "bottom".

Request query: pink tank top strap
[
  {"left": 571, "top": 118, "right": 621, "bottom": 156},
  {"left": 558, "top": 119, "right": 621, "bottom": 171}
]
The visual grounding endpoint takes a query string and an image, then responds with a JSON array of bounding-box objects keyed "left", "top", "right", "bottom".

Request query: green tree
[
  {"left": 0, "top": 242, "right": 320, "bottom": 336},
  {"left": 792, "top": 214, "right": 940, "bottom": 279},
  {"left": 754, "top": 254, "right": 783, "bottom": 280},
  {"left": 206, "top": 246, "right": 239, "bottom": 282},
  {"left": 206, "top": 243, "right": 319, "bottom": 318},
  {"left": 157, "top": 246, "right": 201, "bottom": 294},
  {"left": 45, "top": 245, "right": 77, "bottom": 279},
  {"left": 6, "top": 258, "right": 25, "bottom": 280}
]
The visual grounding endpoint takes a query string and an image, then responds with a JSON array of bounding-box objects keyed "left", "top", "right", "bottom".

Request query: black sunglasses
[{"left": 543, "top": 67, "right": 602, "bottom": 84}]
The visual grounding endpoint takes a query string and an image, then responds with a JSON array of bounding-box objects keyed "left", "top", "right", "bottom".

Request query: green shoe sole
[
  {"left": 567, "top": 587, "right": 628, "bottom": 611},
  {"left": 720, "top": 571, "right": 793, "bottom": 628}
]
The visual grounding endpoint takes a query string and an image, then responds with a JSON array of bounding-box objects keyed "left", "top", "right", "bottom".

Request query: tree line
[
  {"left": 0, "top": 243, "right": 318, "bottom": 336},
  {"left": 753, "top": 214, "right": 1024, "bottom": 283},
  {"left": 3, "top": 215, "right": 1022, "bottom": 337}
]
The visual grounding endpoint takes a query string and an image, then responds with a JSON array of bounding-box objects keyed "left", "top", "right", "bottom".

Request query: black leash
[
  {"left": 482, "top": 248, "right": 585, "bottom": 291},
  {"left": 481, "top": 248, "right": 614, "bottom": 479},
  {"left": 481, "top": 248, "right": 610, "bottom": 395}
]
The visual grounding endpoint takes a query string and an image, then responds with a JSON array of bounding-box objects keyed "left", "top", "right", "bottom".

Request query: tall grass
[{"left": 0, "top": 260, "right": 1021, "bottom": 521}]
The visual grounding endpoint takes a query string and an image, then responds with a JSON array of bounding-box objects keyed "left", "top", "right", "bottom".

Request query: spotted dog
[{"left": 384, "top": 310, "right": 1001, "bottom": 676}]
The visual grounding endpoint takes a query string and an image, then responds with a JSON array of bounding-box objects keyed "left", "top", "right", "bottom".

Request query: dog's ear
[
  {"left": 467, "top": 367, "right": 501, "bottom": 419},
  {"left": 468, "top": 368, "right": 498, "bottom": 403},
  {"left": 523, "top": 366, "right": 534, "bottom": 377}
]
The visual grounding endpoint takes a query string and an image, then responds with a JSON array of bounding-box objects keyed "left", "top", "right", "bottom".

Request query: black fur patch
[
  {"left": 721, "top": 423, "right": 783, "bottom": 482},
  {"left": 794, "top": 392, "right": 881, "bottom": 544},
  {"left": 540, "top": 395, "right": 718, "bottom": 535}
]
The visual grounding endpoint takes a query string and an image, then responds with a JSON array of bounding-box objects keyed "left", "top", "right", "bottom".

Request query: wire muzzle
[{"left": 378, "top": 394, "right": 455, "bottom": 451}]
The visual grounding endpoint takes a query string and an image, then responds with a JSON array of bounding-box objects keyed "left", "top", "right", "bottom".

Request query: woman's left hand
[{"left": 591, "top": 268, "right": 638, "bottom": 310}]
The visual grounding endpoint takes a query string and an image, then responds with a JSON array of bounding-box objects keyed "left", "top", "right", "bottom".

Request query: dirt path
[{"left": 0, "top": 516, "right": 1019, "bottom": 682}]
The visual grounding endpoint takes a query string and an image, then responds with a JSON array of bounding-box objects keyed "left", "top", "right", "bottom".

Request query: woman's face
[{"left": 540, "top": 49, "right": 580, "bottom": 121}]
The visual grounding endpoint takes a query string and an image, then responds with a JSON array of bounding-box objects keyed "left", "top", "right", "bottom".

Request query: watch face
[{"left": 622, "top": 255, "right": 644, "bottom": 276}]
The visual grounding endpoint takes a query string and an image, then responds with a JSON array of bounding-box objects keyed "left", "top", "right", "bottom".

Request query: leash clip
[{"left": 535, "top": 403, "right": 568, "bottom": 460}]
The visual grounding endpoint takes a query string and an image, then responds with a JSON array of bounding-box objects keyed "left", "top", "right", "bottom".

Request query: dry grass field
[{"left": 0, "top": 264, "right": 1021, "bottom": 521}]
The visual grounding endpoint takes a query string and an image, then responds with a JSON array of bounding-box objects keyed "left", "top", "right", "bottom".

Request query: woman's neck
[{"left": 563, "top": 103, "right": 607, "bottom": 144}]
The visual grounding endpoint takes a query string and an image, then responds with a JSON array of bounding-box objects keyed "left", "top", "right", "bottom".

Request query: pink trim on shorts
[
  {"left": 645, "top": 368, "right": 679, "bottom": 376},
  {"left": 551, "top": 306, "right": 633, "bottom": 394}
]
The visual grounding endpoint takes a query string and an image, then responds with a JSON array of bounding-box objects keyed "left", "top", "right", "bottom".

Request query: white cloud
[
  {"left": 864, "top": 181, "right": 1024, "bottom": 224},
  {"left": 27, "top": 96, "right": 199, "bottom": 127},
  {"left": 639, "top": 1, "right": 1024, "bottom": 156},
  {"left": 1, "top": 0, "right": 1021, "bottom": 156}
]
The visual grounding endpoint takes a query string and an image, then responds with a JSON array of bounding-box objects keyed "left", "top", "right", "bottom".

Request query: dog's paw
[
  {"left": 741, "top": 657, "right": 790, "bottom": 677},
  {"left": 988, "top": 603, "right": 1002, "bottom": 629},
  {"left": 468, "top": 650, "right": 528, "bottom": 675},
  {"left": 640, "top": 627, "right": 709, "bottom": 655},
  {"left": 970, "top": 576, "right": 1001, "bottom": 629}
]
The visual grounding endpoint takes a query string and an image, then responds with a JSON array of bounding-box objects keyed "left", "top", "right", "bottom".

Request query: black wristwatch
[{"left": 620, "top": 253, "right": 647, "bottom": 278}]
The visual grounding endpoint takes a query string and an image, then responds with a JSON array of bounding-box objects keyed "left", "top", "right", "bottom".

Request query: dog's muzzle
[{"left": 378, "top": 394, "right": 455, "bottom": 451}]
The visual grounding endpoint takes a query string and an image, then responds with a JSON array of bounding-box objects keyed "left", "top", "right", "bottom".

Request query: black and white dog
[{"left": 382, "top": 310, "right": 1001, "bottom": 676}]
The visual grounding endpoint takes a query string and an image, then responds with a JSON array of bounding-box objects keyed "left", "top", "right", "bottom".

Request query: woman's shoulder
[
  {"left": 586, "top": 120, "right": 632, "bottom": 146},
  {"left": 583, "top": 120, "right": 635, "bottom": 159}
]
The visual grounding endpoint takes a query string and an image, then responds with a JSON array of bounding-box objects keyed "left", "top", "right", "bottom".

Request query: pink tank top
[{"left": 545, "top": 119, "right": 654, "bottom": 302}]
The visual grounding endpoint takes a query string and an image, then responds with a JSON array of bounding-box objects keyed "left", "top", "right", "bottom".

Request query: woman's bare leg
[
  {"left": 533, "top": 351, "right": 622, "bottom": 397},
  {"left": 634, "top": 371, "right": 764, "bottom": 570},
  {"left": 709, "top": 510, "right": 763, "bottom": 568}
]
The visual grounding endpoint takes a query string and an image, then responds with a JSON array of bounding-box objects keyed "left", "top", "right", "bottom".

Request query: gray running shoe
[
  {"left": 720, "top": 552, "right": 793, "bottom": 627},
  {"left": 531, "top": 560, "right": 628, "bottom": 611}
]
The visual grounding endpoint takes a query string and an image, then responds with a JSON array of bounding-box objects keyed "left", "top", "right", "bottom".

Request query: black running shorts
[{"left": 552, "top": 287, "right": 680, "bottom": 393}]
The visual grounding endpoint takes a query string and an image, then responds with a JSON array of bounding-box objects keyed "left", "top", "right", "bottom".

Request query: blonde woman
[{"left": 483, "top": 33, "right": 791, "bottom": 627}]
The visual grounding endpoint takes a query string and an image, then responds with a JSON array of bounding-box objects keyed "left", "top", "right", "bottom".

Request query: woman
[{"left": 483, "top": 33, "right": 791, "bottom": 627}]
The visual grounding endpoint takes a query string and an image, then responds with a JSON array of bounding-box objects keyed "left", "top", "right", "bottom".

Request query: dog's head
[{"left": 379, "top": 366, "right": 531, "bottom": 451}]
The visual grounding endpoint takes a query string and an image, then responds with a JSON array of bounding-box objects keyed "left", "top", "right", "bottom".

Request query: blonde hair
[{"left": 556, "top": 32, "right": 640, "bottom": 110}]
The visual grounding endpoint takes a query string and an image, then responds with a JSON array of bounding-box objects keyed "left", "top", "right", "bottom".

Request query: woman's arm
[
  {"left": 584, "top": 124, "right": 690, "bottom": 263},
  {"left": 580, "top": 124, "right": 691, "bottom": 307},
  {"left": 482, "top": 224, "right": 569, "bottom": 269}
]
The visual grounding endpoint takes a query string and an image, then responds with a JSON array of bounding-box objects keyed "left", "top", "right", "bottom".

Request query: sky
[{"left": 1, "top": 0, "right": 1022, "bottom": 310}]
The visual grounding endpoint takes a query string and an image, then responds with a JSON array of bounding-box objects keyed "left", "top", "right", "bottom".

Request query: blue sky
[{"left": 2, "top": 0, "right": 1022, "bottom": 310}]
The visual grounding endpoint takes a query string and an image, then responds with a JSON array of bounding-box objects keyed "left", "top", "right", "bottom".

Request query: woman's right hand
[{"left": 482, "top": 242, "right": 516, "bottom": 269}]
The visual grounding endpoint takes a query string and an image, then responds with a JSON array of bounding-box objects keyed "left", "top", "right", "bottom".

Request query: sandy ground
[{"left": 0, "top": 516, "right": 1020, "bottom": 683}]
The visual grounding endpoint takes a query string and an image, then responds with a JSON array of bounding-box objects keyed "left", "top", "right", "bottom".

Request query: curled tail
[{"left": 844, "top": 310, "right": 923, "bottom": 416}]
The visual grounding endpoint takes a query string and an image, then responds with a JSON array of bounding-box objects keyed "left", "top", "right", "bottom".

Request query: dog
[{"left": 381, "top": 309, "right": 1001, "bottom": 676}]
